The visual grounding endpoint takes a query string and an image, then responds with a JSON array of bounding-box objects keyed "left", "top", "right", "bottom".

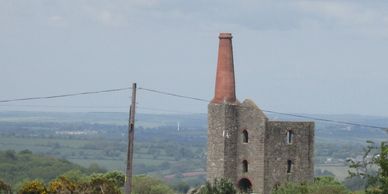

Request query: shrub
[
  {"left": 18, "top": 180, "right": 47, "bottom": 194},
  {"left": 198, "top": 178, "right": 237, "bottom": 194},
  {"left": 0, "top": 179, "right": 12, "bottom": 194},
  {"left": 272, "top": 177, "right": 349, "bottom": 194},
  {"left": 132, "top": 175, "right": 175, "bottom": 194}
]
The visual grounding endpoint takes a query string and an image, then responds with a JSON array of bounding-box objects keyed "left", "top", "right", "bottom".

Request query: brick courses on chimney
[{"left": 212, "top": 33, "right": 236, "bottom": 104}]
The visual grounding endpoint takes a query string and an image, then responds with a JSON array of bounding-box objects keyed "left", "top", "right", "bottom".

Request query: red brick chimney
[{"left": 211, "top": 33, "right": 237, "bottom": 104}]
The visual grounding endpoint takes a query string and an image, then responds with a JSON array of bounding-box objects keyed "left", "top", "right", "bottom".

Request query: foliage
[
  {"left": 0, "top": 179, "right": 11, "bottom": 194},
  {"left": 347, "top": 141, "right": 378, "bottom": 188},
  {"left": 272, "top": 176, "right": 349, "bottom": 194},
  {"left": 171, "top": 181, "right": 191, "bottom": 193},
  {"left": 131, "top": 175, "right": 175, "bottom": 194},
  {"left": 198, "top": 178, "right": 237, "bottom": 194},
  {"left": 81, "top": 171, "right": 124, "bottom": 194},
  {"left": 16, "top": 171, "right": 124, "bottom": 194},
  {"left": 343, "top": 175, "right": 367, "bottom": 191},
  {"left": 17, "top": 180, "right": 47, "bottom": 194},
  {"left": 347, "top": 141, "right": 388, "bottom": 194}
]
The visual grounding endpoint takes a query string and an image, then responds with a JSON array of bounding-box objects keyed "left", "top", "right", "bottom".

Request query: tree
[
  {"left": 272, "top": 177, "right": 348, "bottom": 194},
  {"left": 0, "top": 179, "right": 11, "bottom": 194},
  {"left": 347, "top": 140, "right": 378, "bottom": 191},
  {"left": 132, "top": 175, "right": 175, "bottom": 194},
  {"left": 172, "top": 181, "right": 190, "bottom": 193},
  {"left": 198, "top": 178, "right": 237, "bottom": 194},
  {"left": 347, "top": 141, "right": 388, "bottom": 193},
  {"left": 81, "top": 173, "right": 122, "bottom": 194},
  {"left": 4, "top": 150, "right": 16, "bottom": 161},
  {"left": 375, "top": 142, "right": 388, "bottom": 193}
]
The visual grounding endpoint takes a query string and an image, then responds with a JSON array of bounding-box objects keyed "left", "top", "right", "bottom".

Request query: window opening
[
  {"left": 286, "top": 130, "right": 293, "bottom": 144},
  {"left": 243, "top": 160, "right": 248, "bottom": 173},
  {"left": 242, "top": 130, "right": 248, "bottom": 143},
  {"left": 287, "top": 160, "right": 292, "bottom": 173}
]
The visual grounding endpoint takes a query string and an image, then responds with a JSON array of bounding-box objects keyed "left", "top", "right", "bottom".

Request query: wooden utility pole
[{"left": 125, "top": 83, "right": 136, "bottom": 194}]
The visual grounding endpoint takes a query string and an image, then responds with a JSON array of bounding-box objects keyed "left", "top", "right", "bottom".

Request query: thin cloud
[{"left": 297, "top": 1, "right": 388, "bottom": 28}]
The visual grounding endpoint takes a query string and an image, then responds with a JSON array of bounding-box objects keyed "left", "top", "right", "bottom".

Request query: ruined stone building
[{"left": 207, "top": 33, "right": 315, "bottom": 194}]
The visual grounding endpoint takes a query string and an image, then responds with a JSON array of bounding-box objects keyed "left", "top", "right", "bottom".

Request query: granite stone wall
[
  {"left": 264, "top": 121, "right": 315, "bottom": 194},
  {"left": 236, "top": 99, "right": 267, "bottom": 193},
  {"left": 207, "top": 103, "right": 239, "bottom": 182},
  {"left": 207, "top": 100, "right": 314, "bottom": 194}
]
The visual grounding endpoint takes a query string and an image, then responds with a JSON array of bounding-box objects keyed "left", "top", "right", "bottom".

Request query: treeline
[{"left": 0, "top": 150, "right": 106, "bottom": 188}]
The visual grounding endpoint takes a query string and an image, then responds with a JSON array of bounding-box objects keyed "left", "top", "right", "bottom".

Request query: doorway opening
[{"left": 238, "top": 178, "right": 252, "bottom": 193}]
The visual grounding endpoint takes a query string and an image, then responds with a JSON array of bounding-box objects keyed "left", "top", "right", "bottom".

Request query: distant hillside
[{"left": 0, "top": 149, "right": 105, "bottom": 187}]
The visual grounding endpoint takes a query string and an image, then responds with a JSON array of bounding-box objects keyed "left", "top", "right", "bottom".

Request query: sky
[{"left": 0, "top": 0, "right": 388, "bottom": 116}]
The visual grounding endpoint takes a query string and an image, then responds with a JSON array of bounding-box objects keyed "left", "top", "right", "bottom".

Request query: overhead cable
[
  {"left": 138, "top": 87, "right": 388, "bottom": 131},
  {"left": 0, "top": 87, "right": 131, "bottom": 103},
  {"left": 138, "top": 87, "right": 209, "bottom": 102}
]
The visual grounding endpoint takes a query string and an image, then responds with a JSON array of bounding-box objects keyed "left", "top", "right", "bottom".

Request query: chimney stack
[{"left": 211, "top": 33, "right": 237, "bottom": 104}]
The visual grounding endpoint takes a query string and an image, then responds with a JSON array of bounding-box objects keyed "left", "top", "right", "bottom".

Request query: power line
[
  {"left": 0, "top": 85, "right": 386, "bottom": 130},
  {"left": 137, "top": 105, "right": 204, "bottom": 114},
  {"left": 138, "top": 87, "right": 388, "bottom": 131},
  {"left": 138, "top": 87, "right": 209, "bottom": 102},
  {"left": 0, "top": 87, "right": 132, "bottom": 103},
  {"left": 0, "top": 104, "right": 203, "bottom": 114},
  {"left": 0, "top": 104, "right": 128, "bottom": 109},
  {"left": 263, "top": 110, "right": 387, "bottom": 130}
]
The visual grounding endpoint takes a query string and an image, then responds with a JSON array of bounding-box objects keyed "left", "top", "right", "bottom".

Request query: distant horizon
[{"left": 1, "top": 109, "right": 388, "bottom": 119}]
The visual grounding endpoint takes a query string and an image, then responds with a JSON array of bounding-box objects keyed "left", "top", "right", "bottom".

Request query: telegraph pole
[{"left": 125, "top": 83, "right": 136, "bottom": 194}]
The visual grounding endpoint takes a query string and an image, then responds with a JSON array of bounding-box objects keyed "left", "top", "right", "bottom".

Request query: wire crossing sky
[
  {"left": 0, "top": 86, "right": 386, "bottom": 131},
  {"left": 0, "top": 87, "right": 132, "bottom": 103},
  {"left": 1, "top": 1, "right": 388, "bottom": 116}
]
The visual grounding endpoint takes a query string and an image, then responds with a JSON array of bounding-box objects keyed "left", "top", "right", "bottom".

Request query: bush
[
  {"left": 172, "top": 181, "right": 190, "bottom": 193},
  {"left": 272, "top": 177, "right": 349, "bottom": 194},
  {"left": 17, "top": 180, "right": 47, "bottom": 194},
  {"left": 0, "top": 179, "right": 12, "bottom": 194},
  {"left": 132, "top": 175, "right": 175, "bottom": 194},
  {"left": 347, "top": 141, "right": 388, "bottom": 194},
  {"left": 198, "top": 178, "right": 237, "bottom": 194},
  {"left": 18, "top": 171, "right": 125, "bottom": 194}
]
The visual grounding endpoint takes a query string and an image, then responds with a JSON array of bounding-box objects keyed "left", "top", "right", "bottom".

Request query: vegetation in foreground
[
  {"left": 347, "top": 141, "right": 388, "bottom": 194},
  {"left": 272, "top": 177, "right": 349, "bottom": 194},
  {"left": 0, "top": 171, "right": 180, "bottom": 194},
  {"left": 197, "top": 178, "right": 237, "bottom": 194}
]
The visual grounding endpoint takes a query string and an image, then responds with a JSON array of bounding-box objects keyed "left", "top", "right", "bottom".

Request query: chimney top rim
[{"left": 219, "top": 32, "right": 232, "bottom": 39}]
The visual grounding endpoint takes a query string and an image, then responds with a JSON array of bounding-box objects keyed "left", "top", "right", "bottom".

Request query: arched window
[
  {"left": 242, "top": 160, "right": 248, "bottom": 173},
  {"left": 286, "top": 130, "right": 293, "bottom": 144},
  {"left": 287, "top": 160, "right": 292, "bottom": 173},
  {"left": 242, "top": 130, "right": 248, "bottom": 143}
]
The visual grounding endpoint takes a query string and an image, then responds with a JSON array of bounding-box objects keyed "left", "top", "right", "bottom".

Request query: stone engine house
[{"left": 207, "top": 33, "right": 315, "bottom": 194}]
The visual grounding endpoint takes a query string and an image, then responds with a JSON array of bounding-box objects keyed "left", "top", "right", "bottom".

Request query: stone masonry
[{"left": 207, "top": 33, "right": 314, "bottom": 194}]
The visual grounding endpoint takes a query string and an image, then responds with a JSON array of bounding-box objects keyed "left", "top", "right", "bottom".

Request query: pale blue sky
[{"left": 1, "top": 0, "right": 388, "bottom": 116}]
